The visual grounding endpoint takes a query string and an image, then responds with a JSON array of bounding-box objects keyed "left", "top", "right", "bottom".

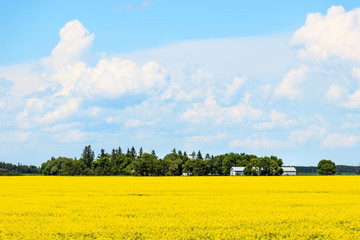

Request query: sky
[{"left": 1, "top": 0, "right": 360, "bottom": 166}]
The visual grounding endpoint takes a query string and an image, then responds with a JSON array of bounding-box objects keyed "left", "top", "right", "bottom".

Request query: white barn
[
  {"left": 230, "top": 167, "right": 245, "bottom": 176},
  {"left": 282, "top": 167, "right": 297, "bottom": 175}
]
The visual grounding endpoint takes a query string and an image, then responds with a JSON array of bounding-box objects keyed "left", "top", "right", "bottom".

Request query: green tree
[
  {"left": 81, "top": 145, "right": 94, "bottom": 168},
  {"left": 139, "top": 147, "right": 144, "bottom": 158},
  {"left": 163, "top": 152, "right": 188, "bottom": 175},
  {"left": 151, "top": 150, "right": 156, "bottom": 156},
  {"left": 318, "top": 159, "right": 336, "bottom": 175},
  {"left": 243, "top": 156, "right": 283, "bottom": 176},
  {"left": 197, "top": 151, "right": 203, "bottom": 160}
]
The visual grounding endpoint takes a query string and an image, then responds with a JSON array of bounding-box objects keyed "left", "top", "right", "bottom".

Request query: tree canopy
[
  {"left": 40, "top": 146, "right": 287, "bottom": 176},
  {"left": 317, "top": 159, "right": 336, "bottom": 175}
]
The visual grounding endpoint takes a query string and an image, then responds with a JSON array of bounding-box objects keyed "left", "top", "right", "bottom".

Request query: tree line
[
  {"left": 41, "top": 145, "right": 285, "bottom": 176},
  {"left": 1, "top": 146, "right": 359, "bottom": 176},
  {"left": 0, "top": 162, "right": 40, "bottom": 176}
]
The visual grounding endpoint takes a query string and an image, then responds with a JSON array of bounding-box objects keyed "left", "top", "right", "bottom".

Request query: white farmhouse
[
  {"left": 282, "top": 167, "right": 297, "bottom": 175},
  {"left": 230, "top": 167, "right": 245, "bottom": 176}
]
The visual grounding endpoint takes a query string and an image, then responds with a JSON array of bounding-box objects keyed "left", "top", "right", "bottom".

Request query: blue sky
[{"left": 1, "top": 1, "right": 360, "bottom": 166}]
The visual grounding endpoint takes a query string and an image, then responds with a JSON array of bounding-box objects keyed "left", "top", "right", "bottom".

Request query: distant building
[
  {"left": 230, "top": 167, "right": 245, "bottom": 176},
  {"left": 282, "top": 167, "right": 297, "bottom": 175},
  {"left": 182, "top": 172, "right": 193, "bottom": 176},
  {"left": 230, "top": 166, "right": 297, "bottom": 176}
]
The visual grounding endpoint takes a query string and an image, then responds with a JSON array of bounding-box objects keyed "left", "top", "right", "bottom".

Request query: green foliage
[
  {"left": 40, "top": 145, "right": 286, "bottom": 177},
  {"left": 81, "top": 145, "right": 94, "bottom": 168},
  {"left": 243, "top": 156, "right": 283, "bottom": 176},
  {"left": 42, "top": 157, "right": 82, "bottom": 176},
  {"left": 317, "top": 159, "right": 336, "bottom": 175},
  {"left": 0, "top": 162, "right": 39, "bottom": 175}
]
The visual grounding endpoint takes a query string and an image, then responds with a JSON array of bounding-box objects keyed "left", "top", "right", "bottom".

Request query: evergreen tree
[
  {"left": 197, "top": 151, "right": 203, "bottom": 160},
  {"left": 130, "top": 146, "right": 137, "bottom": 159},
  {"left": 139, "top": 147, "right": 144, "bottom": 157},
  {"left": 81, "top": 145, "right": 94, "bottom": 168},
  {"left": 100, "top": 149, "right": 106, "bottom": 158},
  {"left": 151, "top": 150, "right": 156, "bottom": 156}
]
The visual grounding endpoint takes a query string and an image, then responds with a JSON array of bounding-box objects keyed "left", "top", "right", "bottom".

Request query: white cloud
[
  {"left": 55, "top": 130, "right": 86, "bottom": 143},
  {"left": 39, "top": 98, "right": 81, "bottom": 124},
  {"left": 230, "top": 137, "right": 289, "bottom": 149},
  {"left": 274, "top": 64, "right": 308, "bottom": 100},
  {"left": 0, "top": 131, "right": 30, "bottom": 144},
  {"left": 254, "top": 110, "right": 296, "bottom": 130},
  {"left": 290, "top": 6, "right": 360, "bottom": 62},
  {"left": 182, "top": 93, "right": 262, "bottom": 125},
  {"left": 325, "top": 84, "right": 346, "bottom": 102},
  {"left": 326, "top": 84, "right": 360, "bottom": 109},
  {"left": 188, "top": 68, "right": 213, "bottom": 85},
  {"left": 48, "top": 19, "right": 94, "bottom": 68},
  {"left": 321, "top": 133, "right": 359, "bottom": 149},
  {"left": 3, "top": 19, "right": 170, "bottom": 130},
  {"left": 78, "top": 58, "right": 168, "bottom": 98},
  {"left": 19, "top": 97, "right": 82, "bottom": 126},
  {"left": 352, "top": 67, "right": 360, "bottom": 79},
  {"left": 124, "top": 119, "right": 155, "bottom": 128},
  {"left": 223, "top": 76, "right": 247, "bottom": 102},
  {"left": 289, "top": 124, "right": 327, "bottom": 145},
  {"left": 341, "top": 122, "right": 360, "bottom": 129}
]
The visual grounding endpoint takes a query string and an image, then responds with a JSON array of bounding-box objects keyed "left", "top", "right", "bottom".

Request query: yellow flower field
[{"left": 0, "top": 176, "right": 360, "bottom": 239}]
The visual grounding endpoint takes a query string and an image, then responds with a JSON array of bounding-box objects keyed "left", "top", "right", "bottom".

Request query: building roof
[
  {"left": 231, "top": 167, "right": 245, "bottom": 171},
  {"left": 282, "top": 167, "right": 296, "bottom": 172}
]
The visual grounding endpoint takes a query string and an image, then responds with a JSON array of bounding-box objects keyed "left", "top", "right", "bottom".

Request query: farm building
[
  {"left": 182, "top": 172, "right": 193, "bottom": 176},
  {"left": 282, "top": 167, "right": 297, "bottom": 175},
  {"left": 230, "top": 166, "right": 297, "bottom": 176},
  {"left": 230, "top": 167, "right": 245, "bottom": 176}
]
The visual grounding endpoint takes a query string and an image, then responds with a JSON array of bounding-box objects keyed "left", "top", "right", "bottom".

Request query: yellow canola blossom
[{"left": 0, "top": 176, "right": 360, "bottom": 239}]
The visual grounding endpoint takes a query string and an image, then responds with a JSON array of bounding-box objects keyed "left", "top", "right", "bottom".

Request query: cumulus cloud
[
  {"left": 289, "top": 124, "right": 327, "bottom": 145},
  {"left": 160, "top": 67, "right": 213, "bottom": 102},
  {"left": 321, "top": 133, "right": 359, "bottom": 149},
  {"left": 17, "top": 97, "right": 82, "bottom": 127},
  {"left": 48, "top": 19, "right": 94, "bottom": 67},
  {"left": 274, "top": 64, "right": 308, "bottom": 100},
  {"left": 254, "top": 110, "right": 296, "bottom": 130},
  {"left": 290, "top": 6, "right": 360, "bottom": 62},
  {"left": 38, "top": 20, "right": 169, "bottom": 99},
  {"left": 0, "top": 131, "right": 30, "bottom": 144},
  {"left": 8, "top": 19, "right": 170, "bottom": 131},
  {"left": 352, "top": 67, "right": 360, "bottom": 79},
  {"left": 78, "top": 58, "right": 168, "bottom": 99},
  {"left": 222, "top": 76, "right": 247, "bottom": 102},
  {"left": 326, "top": 84, "right": 360, "bottom": 109},
  {"left": 36, "top": 98, "right": 81, "bottom": 124},
  {"left": 230, "top": 137, "right": 289, "bottom": 149},
  {"left": 54, "top": 129, "right": 86, "bottom": 143},
  {"left": 124, "top": 119, "right": 155, "bottom": 128},
  {"left": 182, "top": 93, "right": 262, "bottom": 125},
  {"left": 0, "top": 78, "right": 14, "bottom": 95}
]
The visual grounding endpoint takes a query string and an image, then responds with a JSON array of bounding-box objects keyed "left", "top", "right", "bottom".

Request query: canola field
[{"left": 0, "top": 176, "right": 360, "bottom": 239}]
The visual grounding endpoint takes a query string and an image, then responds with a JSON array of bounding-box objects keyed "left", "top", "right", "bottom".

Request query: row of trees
[
  {"left": 0, "top": 162, "right": 40, "bottom": 176},
  {"left": 41, "top": 145, "right": 285, "bottom": 176}
]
